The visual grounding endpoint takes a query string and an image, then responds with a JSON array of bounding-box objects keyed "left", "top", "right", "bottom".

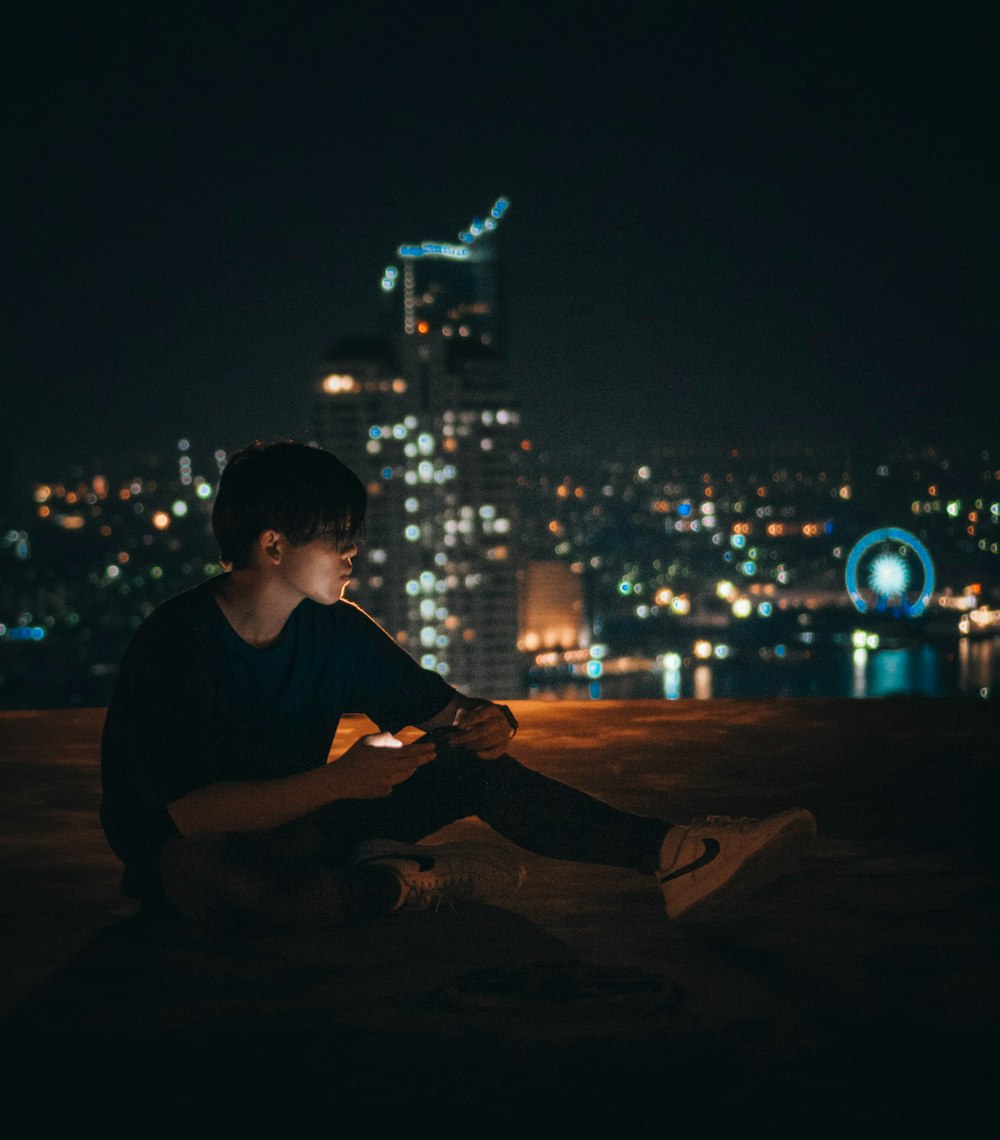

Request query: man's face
[{"left": 277, "top": 533, "right": 358, "bottom": 606}]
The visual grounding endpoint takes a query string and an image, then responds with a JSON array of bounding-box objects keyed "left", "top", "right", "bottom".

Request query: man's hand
[
  {"left": 331, "top": 732, "right": 436, "bottom": 798},
  {"left": 452, "top": 703, "right": 516, "bottom": 760},
  {"left": 168, "top": 732, "right": 437, "bottom": 837}
]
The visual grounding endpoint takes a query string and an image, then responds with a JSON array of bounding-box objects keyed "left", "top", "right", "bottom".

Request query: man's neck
[{"left": 213, "top": 571, "right": 298, "bottom": 649}]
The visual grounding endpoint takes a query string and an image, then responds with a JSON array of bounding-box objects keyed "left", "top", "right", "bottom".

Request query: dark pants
[{"left": 159, "top": 738, "right": 671, "bottom": 932}]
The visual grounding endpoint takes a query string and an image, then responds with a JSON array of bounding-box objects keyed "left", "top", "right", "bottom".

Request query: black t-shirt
[{"left": 100, "top": 576, "right": 456, "bottom": 896}]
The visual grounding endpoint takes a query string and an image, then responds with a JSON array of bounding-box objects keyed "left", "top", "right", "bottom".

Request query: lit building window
[{"left": 322, "top": 374, "right": 357, "bottom": 394}]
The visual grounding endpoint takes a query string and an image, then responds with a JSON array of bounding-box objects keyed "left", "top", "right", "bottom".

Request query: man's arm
[
  {"left": 169, "top": 697, "right": 519, "bottom": 835},
  {"left": 168, "top": 733, "right": 436, "bottom": 837},
  {"left": 417, "top": 695, "right": 518, "bottom": 760}
]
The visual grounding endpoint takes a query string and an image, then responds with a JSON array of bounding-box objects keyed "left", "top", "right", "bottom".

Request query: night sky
[{"left": 6, "top": 1, "right": 999, "bottom": 474}]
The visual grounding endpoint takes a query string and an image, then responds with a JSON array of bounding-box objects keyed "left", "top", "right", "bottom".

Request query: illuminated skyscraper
[{"left": 312, "top": 198, "right": 523, "bottom": 696}]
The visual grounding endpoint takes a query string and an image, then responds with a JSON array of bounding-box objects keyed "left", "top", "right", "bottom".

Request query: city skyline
[
  {"left": 6, "top": 2, "right": 999, "bottom": 479},
  {"left": 4, "top": 426, "right": 998, "bottom": 709}
]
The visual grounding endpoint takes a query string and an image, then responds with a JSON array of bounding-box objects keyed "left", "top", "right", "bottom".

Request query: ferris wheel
[{"left": 845, "top": 527, "right": 935, "bottom": 617}]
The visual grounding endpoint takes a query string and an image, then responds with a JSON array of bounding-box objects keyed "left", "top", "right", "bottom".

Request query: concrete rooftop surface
[{"left": 1, "top": 699, "right": 997, "bottom": 1135}]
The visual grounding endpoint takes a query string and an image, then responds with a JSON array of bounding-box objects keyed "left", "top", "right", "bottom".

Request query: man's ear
[{"left": 256, "top": 529, "right": 286, "bottom": 566}]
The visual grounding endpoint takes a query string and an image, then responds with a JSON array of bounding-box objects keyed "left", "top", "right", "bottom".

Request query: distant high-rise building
[
  {"left": 518, "top": 562, "right": 587, "bottom": 653},
  {"left": 311, "top": 198, "right": 523, "bottom": 696}
]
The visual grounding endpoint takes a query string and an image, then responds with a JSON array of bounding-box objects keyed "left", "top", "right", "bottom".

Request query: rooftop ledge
[{"left": 1, "top": 699, "right": 997, "bottom": 1130}]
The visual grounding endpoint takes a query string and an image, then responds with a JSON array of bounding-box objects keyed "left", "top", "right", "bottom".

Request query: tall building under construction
[{"left": 311, "top": 198, "right": 523, "bottom": 697}]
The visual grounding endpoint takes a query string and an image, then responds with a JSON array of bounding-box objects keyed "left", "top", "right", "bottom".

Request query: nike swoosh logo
[{"left": 658, "top": 838, "right": 721, "bottom": 884}]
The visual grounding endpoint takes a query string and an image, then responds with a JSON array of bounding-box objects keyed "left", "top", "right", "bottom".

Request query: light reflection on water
[{"left": 526, "top": 638, "right": 999, "bottom": 700}]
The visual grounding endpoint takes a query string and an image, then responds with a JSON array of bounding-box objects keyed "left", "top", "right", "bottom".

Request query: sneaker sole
[{"left": 668, "top": 809, "right": 817, "bottom": 922}]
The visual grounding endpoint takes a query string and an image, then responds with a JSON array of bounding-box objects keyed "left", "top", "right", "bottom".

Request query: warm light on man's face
[{"left": 276, "top": 534, "right": 358, "bottom": 606}]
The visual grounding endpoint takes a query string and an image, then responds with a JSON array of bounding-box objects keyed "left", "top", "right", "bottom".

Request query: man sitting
[{"left": 101, "top": 440, "right": 816, "bottom": 932}]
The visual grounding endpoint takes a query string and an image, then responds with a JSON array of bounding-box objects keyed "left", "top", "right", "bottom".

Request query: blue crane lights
[
  {"left": 385, "top": 197, "right": 511, "bottom": 286},
  {"left": 458, "top": 196, "right": 510, "bottom": 243},
  {"left": 396, "top": 241, "right": 471, "bottom": 260},
  {"left": 845, "top": 527, "right": 935, "bottom": 617}
]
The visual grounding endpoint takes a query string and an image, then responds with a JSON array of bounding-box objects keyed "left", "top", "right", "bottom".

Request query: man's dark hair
[{"left": 212, "top": 440, "right": 367, "bottom": 569}]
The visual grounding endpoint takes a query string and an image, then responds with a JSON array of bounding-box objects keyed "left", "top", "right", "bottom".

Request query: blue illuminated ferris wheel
[{"left": 845, "top": 527, "right": 935, "bottom": 617}]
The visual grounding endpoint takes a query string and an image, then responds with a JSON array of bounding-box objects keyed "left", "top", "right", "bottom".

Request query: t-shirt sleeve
[
  {"left": 100, "top": 597, "right": 240, "bottom": 885},
  {"left": 104, "top": 613, "right": 232, "bottom": 811},
  {"left": 339, "top": 603, "right": 458, "bottom": 734}
]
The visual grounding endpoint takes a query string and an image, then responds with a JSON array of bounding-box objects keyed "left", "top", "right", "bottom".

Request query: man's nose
[{"left": 341, "top": 541, "right": 358, "bottom": 557}]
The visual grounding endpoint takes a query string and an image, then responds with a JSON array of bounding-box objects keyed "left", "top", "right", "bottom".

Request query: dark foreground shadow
[
  {"left": 4, "top": 898, "right": 999, "bottom": 1134},
  {"left": 0, "top": 905, "right": 686, "bottom": 1133},
  {"left": 5, "top": 892, "right": 995, "bottom": 1136}
]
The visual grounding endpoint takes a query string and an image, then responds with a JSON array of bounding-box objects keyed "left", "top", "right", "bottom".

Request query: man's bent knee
[{"left": 160, "top": 833, "right": 293, "bottom": 932}]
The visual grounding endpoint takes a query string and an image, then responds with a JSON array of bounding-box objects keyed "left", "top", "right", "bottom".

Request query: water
[
  {"left": 525, "top": 637, "right": 1000, "bottom": 701},
  {"left": 4, "top": 636, "right": 997, "bottom": 709}
]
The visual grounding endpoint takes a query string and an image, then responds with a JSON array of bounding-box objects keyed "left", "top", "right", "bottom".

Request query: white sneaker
[
  {"left": 351, "top": 839, "right": 526, "bottom": 912},
  {"left": 658, "top": 808, "right": 817, "bottom": 920}
]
